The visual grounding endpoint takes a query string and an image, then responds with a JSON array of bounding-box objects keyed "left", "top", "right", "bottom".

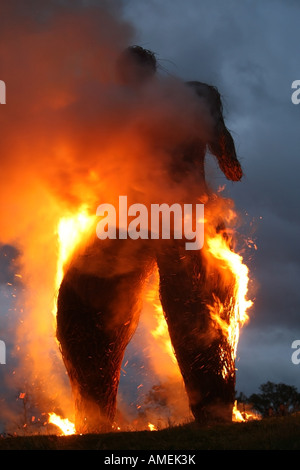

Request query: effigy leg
[
  {"left": 157, "top": 242, "right": 236, "bottom": 424},
  {"left": 56, "top": 238, "right": 152, "bottom": 433}
]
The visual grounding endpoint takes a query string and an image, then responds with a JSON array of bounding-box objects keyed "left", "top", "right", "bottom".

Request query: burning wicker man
[{"left": 56, "top": 46, "right": 245, "bottom": 433}]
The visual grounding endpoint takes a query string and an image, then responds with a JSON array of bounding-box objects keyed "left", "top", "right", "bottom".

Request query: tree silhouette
[{"left": 248, "top": 381, "right": 300, "bottom": 417}]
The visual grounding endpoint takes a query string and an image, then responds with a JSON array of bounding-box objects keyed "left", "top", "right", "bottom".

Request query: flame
[
  {"left": 206, "top": 231, "right": 253, "bottom": 379},
  {"left": 47, "top": 199, "right": 253, "bottom": 432},
  {"left": 145, "top": 229, "right": 253, "bottom": 384},
  {"left": 232, "top": 401, "right": 261, "bottom": 422},
  {"left": 48, "top": 413, "right": 76, "bottom": 436},
  {"left": 232, "top": 401, "right": 245, "bottom": 422},
  {"left": 52, "top": 205, "right": 95, "bottom": 315},
  {"left": 148, "top": 422, "right": 158, "bottom": 431},
  {"left": 144, "top": 270, "right": 181, "bottom": 377},
  {"left": 149, "top": 294, "right": 177, "bottom": 366},
  {"left": 46, "top": 207, "right": 95, "bottom": 433}
]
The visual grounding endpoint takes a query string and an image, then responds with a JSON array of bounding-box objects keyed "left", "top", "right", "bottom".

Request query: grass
[{"left": 1, "top": 414, "right": 300, "bottom": 450}]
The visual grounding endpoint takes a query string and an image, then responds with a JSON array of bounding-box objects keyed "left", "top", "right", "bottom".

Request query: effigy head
[{"left": 116, "top": 45, "right": 157, "bottom": 86}]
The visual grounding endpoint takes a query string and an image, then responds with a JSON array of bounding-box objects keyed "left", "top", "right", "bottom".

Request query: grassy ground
[{"left": 1, "top": 414, "right": 300, "bottom": 450}]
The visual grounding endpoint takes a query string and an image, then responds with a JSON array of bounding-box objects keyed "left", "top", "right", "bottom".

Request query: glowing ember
[{"left": 48, "top": 413, "right": 76, "bottom": 436}]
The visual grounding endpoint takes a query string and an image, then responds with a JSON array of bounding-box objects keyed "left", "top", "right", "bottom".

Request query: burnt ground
[{"left": 1, "top": 414, "right": 300, "bottom": 450}]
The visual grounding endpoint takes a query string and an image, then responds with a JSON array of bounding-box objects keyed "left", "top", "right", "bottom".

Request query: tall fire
[
  {"left": 206, "top": 230, "right": 253, "bottom": 380},
  {"left": 0, "top": 2, "right": 256, "bottom": 437},
  {"left": 45, "top": 194, "right": 254, "bottom": 436}
]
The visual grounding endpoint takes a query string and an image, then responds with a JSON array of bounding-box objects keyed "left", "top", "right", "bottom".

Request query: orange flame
[
  {"left": 52, "top": 205, "right": 95, "bottom": 315},
  {"left": 148, "top": 422, "right": 158, "bottom": 431},
  {"left": 206, "top": 231, "right": 253, "bottom": 380},
  {"left": 232, "top": 401, "right": 261, "bottom": 422},
  {"left": 232, "top": 401, "right": 245, "bottom": 422},
  {"left": 145, "top": 230, "right": 253, "bottom": 384},
  {"left": 46, "top": 207, "right": 95, "bottom": 433},
  {"left": 48, "top": 197, "right": 253, "bottom": 431},
  {"left": 144, "top": 270, "right": 181, "bottom": 379},
  {"left": 48, "top": 413, "right": 76, "bottom": 436},
  {"left": 147, "top": 284, "right": 177, "bottom": 365}
]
